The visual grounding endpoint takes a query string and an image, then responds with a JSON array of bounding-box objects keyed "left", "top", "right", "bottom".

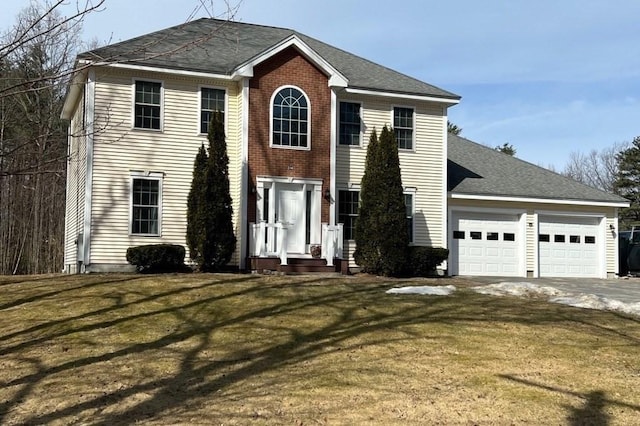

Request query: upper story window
[
  {"left": 339, "top": 101, "right": 361, "bottom": 146},
  {"left": 200, "top": 87, "right": 225, "bottom": 134},
  {"left": 134, "top": 80, "right": 162, "bottom": 130},
  {"left": 393, "top": 106, "right": 414, "bottom": 150},
  {"left": 271, "top": 86, "right": 309, "bottom": 149}
]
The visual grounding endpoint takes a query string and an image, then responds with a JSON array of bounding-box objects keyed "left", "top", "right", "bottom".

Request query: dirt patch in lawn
[{"left": 0, "top": 273, "right": 639, "bottom": 424}]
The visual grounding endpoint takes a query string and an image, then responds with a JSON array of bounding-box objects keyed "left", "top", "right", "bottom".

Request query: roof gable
[
  {"left": 232, "top": 34, "right": 347, "bottom": 87},
  {"left": 448, "top": 134, "right": 629, "bottom": 206}
]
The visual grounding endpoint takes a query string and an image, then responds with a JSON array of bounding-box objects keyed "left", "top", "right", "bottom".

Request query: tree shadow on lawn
[
  {"left": 500, "top": 374, "right": 640, "bottom": 425},
  {"left": 0, "top": 276, "right": 638, "bottom": 424},
  {"left": 0, "top": 274, "right": 257, "bottom": 353},
  {"left": 0, "top": 274, "right": 151, "bottom": 311}
]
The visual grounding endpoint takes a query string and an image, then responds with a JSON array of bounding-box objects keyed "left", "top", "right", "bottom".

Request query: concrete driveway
[{"left": 467, "top": 276, "right": 640, "bottom": 305}]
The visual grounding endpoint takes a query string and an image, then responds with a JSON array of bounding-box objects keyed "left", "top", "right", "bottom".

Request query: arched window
[{"left": 271, "top": 86, "right": 310, "bottom": 149}]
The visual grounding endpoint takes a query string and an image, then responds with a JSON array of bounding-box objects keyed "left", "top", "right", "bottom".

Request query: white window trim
[
  {"left": 338, "top": 100, "right": 363, "bottom": 147},
  {"left": 404, "top": 188, "right": 417, "bottom": 244},
  {"left": 391, "top": 105, "right": 415, "bottom": 151},
  {"left": 129, "top": 171, "right": 164, "bottom": 237},
  {"left": 198, "top": 85, "right": 228, "bottom": 136},
  {"left": 269, "top": 85, "right": 311, "bottom": 151},
  {"left": 132, "top": 78, "right": 164, "bottom": 132}
]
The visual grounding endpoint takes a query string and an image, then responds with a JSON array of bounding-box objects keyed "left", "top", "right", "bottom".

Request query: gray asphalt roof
[
  {"left": 80, "top": 18, "right": 459, "bottom": 100},
  {"left": 448, "top": 134, "right": 629, "bottom": 204}
]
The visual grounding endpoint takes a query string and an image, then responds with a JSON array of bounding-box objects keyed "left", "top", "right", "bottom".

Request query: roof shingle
[
  {"left": 448, "top": 134, "right": 628, "bottom": 204},
  {"left": 81, "top": 18, "right": 460, "bottom": 100}
]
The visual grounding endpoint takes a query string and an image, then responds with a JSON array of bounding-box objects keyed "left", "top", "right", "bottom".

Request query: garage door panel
[
  {"left": 486, "top": 247, "right": 500, "bottom": 257},
  {"left": 469, "top": 247, "right": 483, "bottom": 256},
  {"left": 538, "top": 215, "right": 601, "bottom": 278},
  {"left": 452, "top": 212, "right": 523, "bottom": 277}
]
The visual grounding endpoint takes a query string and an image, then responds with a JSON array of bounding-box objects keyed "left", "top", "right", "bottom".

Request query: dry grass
[{"left": 0, "top": 273, "right": 639, "bottom": 425}]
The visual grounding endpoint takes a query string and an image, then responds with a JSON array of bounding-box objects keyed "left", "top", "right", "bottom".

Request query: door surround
[{"left": 255, "top": 176, "right": 323, "bottom": 254}]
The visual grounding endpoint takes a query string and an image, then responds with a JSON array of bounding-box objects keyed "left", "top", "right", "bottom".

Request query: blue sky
[{"left": 3, "top": 0, "right": 639, "bottom": 169}]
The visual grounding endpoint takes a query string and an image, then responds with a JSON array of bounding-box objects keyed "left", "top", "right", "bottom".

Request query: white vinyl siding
[
  {"left": 336, "top": 94, "right": 447, "bottom": 260},
  {"left": 87, "top": 68, "right": 242, "bottom": 267},
  {"left": 63, "top": 86, "right": 87, "bottom": 270}
]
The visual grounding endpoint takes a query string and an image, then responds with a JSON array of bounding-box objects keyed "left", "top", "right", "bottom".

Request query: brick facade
[{"left": 247, "top": 47, "right": 332, "bottom": 223}]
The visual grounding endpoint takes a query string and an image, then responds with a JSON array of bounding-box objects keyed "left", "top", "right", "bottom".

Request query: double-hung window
[
  {"left": 394, "top": 107, "right": 414, "bottom": 150},
  {"left": 338, "top": 190, "right": 359, "bottom": 240},
  {"left": 134, "top": 80, "right": 162, "bottom": 130},
  {"left": 200, "top": 87, "right": 225, "bottom": 134},
  {"left": 404, "top": 193, "right": 414, "bottom": 243},
  {"left": 339, "top": 101, "right": 361, "bottom": 145},
  {"left": 272, "top": 86, "right": 309, "bottom": 149},
  {"left": 131, "top": 177, "right": 161, "bottom": 235}
]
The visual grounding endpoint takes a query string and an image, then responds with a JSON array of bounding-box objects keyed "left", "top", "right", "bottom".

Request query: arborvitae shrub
[
  {"left": 354, "top": 126, "right": 409, "bottom": 276},
  {"left": 186, "top": 111, "right": 236, "bottom": 271}
]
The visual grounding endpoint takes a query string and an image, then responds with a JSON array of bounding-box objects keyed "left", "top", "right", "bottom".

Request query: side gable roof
[
  {"left": 79, "top": 18, "right": 460, "bottom": 100},
  {"left": 448, "top": 134, "right": 629, "bottom": 206}
]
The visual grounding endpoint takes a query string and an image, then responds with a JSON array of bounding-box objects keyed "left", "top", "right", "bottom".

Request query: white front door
[{"left": 277, "top": 185, "right": 305, "bottom": 254}]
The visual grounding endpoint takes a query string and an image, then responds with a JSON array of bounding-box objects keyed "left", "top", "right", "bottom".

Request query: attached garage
[
  {"left": 447, "top": 134, "right": 629, "bottom": 279},
  {"left": 450, "top": 211, "right": 525, "bottom": 276},
  {"left": 538, "top": 215, "right": 602, "bottom": 278}
]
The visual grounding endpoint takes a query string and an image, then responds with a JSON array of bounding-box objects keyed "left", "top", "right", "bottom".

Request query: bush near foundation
[
  {"left": 126, "top": 244, "right": 187, "bottom": 273},
  {"left": 405, "top": 246, "right": 449, "bottom": 277}
]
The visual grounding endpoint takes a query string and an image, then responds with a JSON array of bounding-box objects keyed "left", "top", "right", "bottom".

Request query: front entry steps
[{"left": 248, "top": 256, "right": 349, "bottom": 275}]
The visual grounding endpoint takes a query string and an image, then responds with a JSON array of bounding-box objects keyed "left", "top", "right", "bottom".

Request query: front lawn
[{"left": 0, "top": 273, "right": 638, "bottom": 424}]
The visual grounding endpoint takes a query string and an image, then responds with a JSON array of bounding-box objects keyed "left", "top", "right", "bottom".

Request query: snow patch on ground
[
  {"left": 471, "top": 282, "right": 566, "bottom": 298},
  {"left": 387, "top": 281, "right": 640, "bottom": 317},
  {"left": 386, "top": 285, "right": 456, "bottom": 296},
  {"left": 550, "top": 294, "right": 640, "bottom": 316},
  {"left": 471, "top": 281, "right": 640, "bottom": 317}
]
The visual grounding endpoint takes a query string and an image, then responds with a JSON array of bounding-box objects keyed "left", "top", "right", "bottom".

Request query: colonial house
[{"left": 61, "top": 19, "right": 628, "bottom": 278}]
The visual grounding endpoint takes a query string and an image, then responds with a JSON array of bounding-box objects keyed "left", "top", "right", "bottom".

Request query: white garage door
[
  {"left": 538, "top": 216, "right": 601, "bottom": 277},
  {"left": 451, "top": 212, "right": 523, "bottom": 276}
]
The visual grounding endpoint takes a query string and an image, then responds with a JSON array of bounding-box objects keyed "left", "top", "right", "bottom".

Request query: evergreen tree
[
  {"left": 354, "top": 126, "right": 409, "bottom": 276},
  {"left": 186, "top": 111, "right": 236, "bottom": 271},
  {"left": 613, "top": 136, "right": 640, "bottom": 227},
  {"left": 186, "top": 143, "right": 208, "bottom": 266},
  {"left": 495, "top": 143, "right": 516, "bottom": 156},
  {"left": 447, "top": 121, "right": 462, "bottom": 135}
]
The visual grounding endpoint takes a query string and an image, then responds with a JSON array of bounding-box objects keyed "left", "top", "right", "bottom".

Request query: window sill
[
  {"left": 132, "top": 127, "right": 163, "bottom": 133},
  {"left": 270, "top": 144, "right": 311, "bottom": 151}
]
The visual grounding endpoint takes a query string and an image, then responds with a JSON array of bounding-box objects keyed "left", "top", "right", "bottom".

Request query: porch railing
[
  {"left": 321, "top": 224, "right": 343, "bottom": 266},
  {"left": 248, "top": 222, "right": 344, "bottom": 266},
  {"left": 249, "top": 221, "right": 289, "bottom": 265}
]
